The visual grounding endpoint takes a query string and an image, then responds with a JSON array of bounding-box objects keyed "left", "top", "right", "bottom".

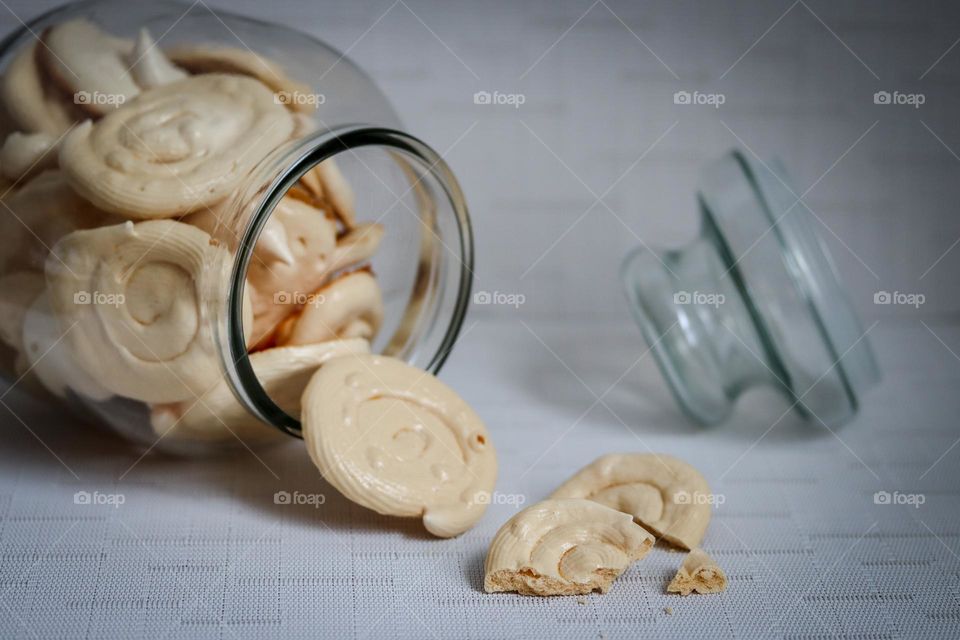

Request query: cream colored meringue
[
  {"left": 181, "top": 202, "right": 296, "bottom": 268},
  {"left": 550, "top": 453, "right": 713, "bottom": 550},
  {"left": 301, "top": 354, "right": 497, "bottom": 538},
  {"left": 300, "top": 159, "right": 357, "bottom": 229},
  {"left": 59, "top": 74, "right": 294, "bottom": 218},
  {"left": 275, "top": 270, "right": 383, "bottom": 347},
  {"left": 127, "top": 28, "right": 187, "bottom": 89},
  {"left": 0, "top": 41, "right": 78, "bottom": 135},
  {"left": 0, "top": 131, "right": 59, "bottom": 182},
  {"left": 0, "top": 170, "right": 122, "bottom": 274},
  {"left": 40, "top": 19, "right": 139, "bottom": 116},
  {"left": 330, "top": 223, "right": 384, "bottom": 272},
  {"left": 245, "top": 197, "right": 338, "bottom": 343},
  {"left": 44, "top": 219, "right": 251, "bottom": 403},
  {"left": 484, "top": 499, "right": 655, "bottom": 596},
  {"left": 667, "top": 548, "right": 727, "bottom": 595},
  {"left": 166, "top": 44, "right": 316, "bottom": 114},
  {"left": 151, "top": 338, "right": 369, "bottom": 445},
  {"left": 22, "top": 291, "right": 112, "bottom": 401}
]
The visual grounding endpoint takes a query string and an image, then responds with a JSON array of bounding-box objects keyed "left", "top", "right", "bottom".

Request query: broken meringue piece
[
  {"left": 275, "top": 270, "right": 383, "bottom": 347},
  {"left": 127, "top": 28, "right": 187, "bottom": 89},
  {"left": 666, "top": 548, "right": 727, "bottom": 595},
  {"left": 301, "top": 354, "right": 497, "bottom": 538},
  {"left": 166, "top": 44, "right": 316, "bottom": 113},
  {"left": 44, "top": 219, "right": 249, "bottom": 403},
  {"left": 550, "top": 453, "right": 713, "bottom": 550},
  {"left": 39, "top": 19, "right": 139, "bottom": 116},
  {"left": 151, "top": 338, "right": 369, "bottom": 444},
  {"left": 0, "top": 41, "right": 79, "bottom": 135},
  {"left": 484, "top": 498, "right": 655, "bottom": 596},
  {"left": 0, "top": 131, "right": 60, "bottom": 182},
  {"left": 59, "top": 73, "right": 294, "bottom": 218}
]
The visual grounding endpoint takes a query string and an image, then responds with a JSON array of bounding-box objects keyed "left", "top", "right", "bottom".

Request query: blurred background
[{"left": 7, "top": 0, "right": 955, "bottom": 325}]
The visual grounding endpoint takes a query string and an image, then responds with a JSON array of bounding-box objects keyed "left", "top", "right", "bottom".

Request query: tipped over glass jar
[{"left": 0, "top": 0, "right": 473, "bottom": 454}]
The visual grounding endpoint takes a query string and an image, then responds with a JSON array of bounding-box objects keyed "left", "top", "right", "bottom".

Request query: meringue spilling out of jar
[
  {"left": 0, "top": 17, "right": 386, "bottom": 446},
  {"left": 300, "top": 353, "right": 498, "bottom": 538}
]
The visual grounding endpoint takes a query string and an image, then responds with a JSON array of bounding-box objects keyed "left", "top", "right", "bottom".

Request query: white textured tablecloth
[{"left": 1, "top": 318, "right": 958, "bottom": 639}]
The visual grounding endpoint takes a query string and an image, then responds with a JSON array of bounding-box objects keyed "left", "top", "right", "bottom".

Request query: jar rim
[{"left": 221, "top": 125, "right": 474, "bottom": 438}]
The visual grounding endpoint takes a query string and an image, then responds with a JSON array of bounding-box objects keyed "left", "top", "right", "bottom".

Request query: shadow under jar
[{"left": 0, "top": 0, "right": 473, "bottom": 454}]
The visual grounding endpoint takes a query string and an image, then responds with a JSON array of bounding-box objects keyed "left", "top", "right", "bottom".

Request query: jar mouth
[{"left": 220, "top": 125, "right": 474, "bottom": 438}]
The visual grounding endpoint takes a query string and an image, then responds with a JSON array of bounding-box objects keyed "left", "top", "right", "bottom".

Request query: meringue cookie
[
  {"left": 166, "top": 44, "right": 316, "bottom": 113},
  {"left": 550, "top": 453, "right": 713, "bottom": 550},
  {"left": 0, "top": 170, "right": 121, "bottom": 274},
  {"left": 45, "top": 219, "right": 251, "bottom": 403},
  {"left": 127, "top": 28, "right": 187, "bottom": 89},
  {"left": 0, "top": 131, "right": 60, "bottom": 182},
  {"left": 181, "top": 201, "right": 296, "bottom": 269},
  {"left": 22, "top": 290, "right": 112, "bottom": 401},
  {"left": 39, "top": 19, "right": 139, "bottom": 116},
  {"left": 0, "top": 41, "right": 79, "bottom": 135},
  {"left": 151, "top": 338, "right": 369, "bottom": 445},
  {"left": 299, "top": 159, "right": 357, "bottom": 229},
  {"left": 245, "top": 196, "right": 338, "bottom": 343},
  {"left": 274, "top": 270, "right": 383, "bottom": 346},
  {"left": 301, "top": 354, "right": 497, "bottom": 537},
  {"left": 59, "top": 74, "right": 294, "bottom": 219},
  {"left": 484, "top": 499, "right": 655, "bottom": 596}
]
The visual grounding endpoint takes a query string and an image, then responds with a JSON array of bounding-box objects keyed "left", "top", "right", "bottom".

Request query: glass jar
[{"left": 0, "top": 0, "right": 473, "bottom": 453}]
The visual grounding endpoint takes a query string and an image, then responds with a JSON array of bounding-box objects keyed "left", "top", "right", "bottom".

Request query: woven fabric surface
[{"left": 0, "top": 320, "right": 957, "bottom": 639}]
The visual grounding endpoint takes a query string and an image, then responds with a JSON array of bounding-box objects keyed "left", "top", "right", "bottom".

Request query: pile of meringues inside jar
[{"left": 0, "top": 19, "right": 388, "bottom": 447}]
